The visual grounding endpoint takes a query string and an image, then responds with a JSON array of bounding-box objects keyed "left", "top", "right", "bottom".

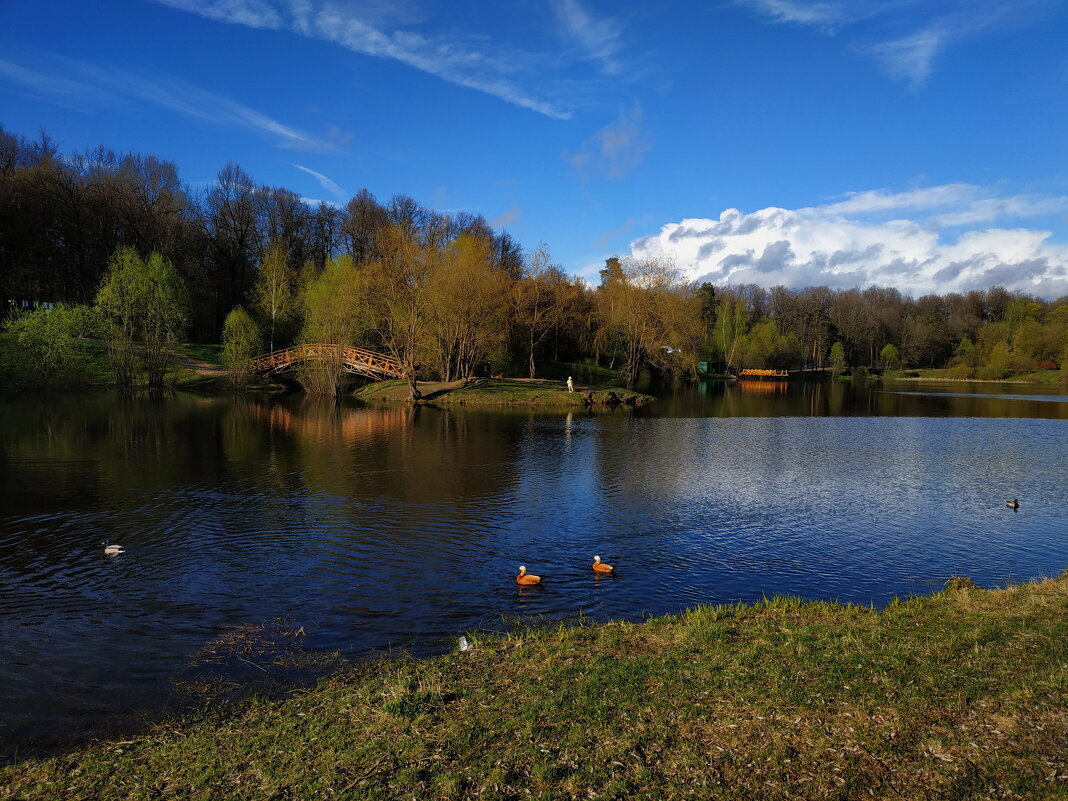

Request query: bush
[
  {"left": 222, "top": 306, "right": 262, "bottom": 389},
  {"left": 977, "top": 364, "right": 1010, "bottom": 380},
  {"left": 947, "top": 364, "right": 975, "bottom": 380},
  {"left": 1, "top": 304, "right": 104, "bottom": 388}
]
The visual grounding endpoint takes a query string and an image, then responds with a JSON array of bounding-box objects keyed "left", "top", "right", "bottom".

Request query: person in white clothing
[{"left": 566, "top": 376, "right": 574, "bottom": 392}]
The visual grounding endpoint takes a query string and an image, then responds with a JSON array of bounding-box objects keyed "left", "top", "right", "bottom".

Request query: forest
[{"left": 2, "top": 123, "right": 1067, "bottom": 393}]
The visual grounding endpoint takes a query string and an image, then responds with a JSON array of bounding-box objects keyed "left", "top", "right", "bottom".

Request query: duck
[
  {"left": 100, "top": 539, "right": 125, "bottom": 556},
  {"left": 592, "top": 555, "right": 614, "bottom": 574},
  {"left": 1006, "top": 499, "right": 1020, "bottom": 510},
  {"left": 516, "top": 565, "right": 541, "bottom": 585}
]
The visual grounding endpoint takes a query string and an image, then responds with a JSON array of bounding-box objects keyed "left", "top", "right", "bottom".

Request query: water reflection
[{"left": 1, "top": 383, "right": 1067, "bottom": 759}]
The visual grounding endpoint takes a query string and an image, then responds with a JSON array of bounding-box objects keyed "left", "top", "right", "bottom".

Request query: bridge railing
[
  {"left": 248, "top": 344, "right": 404, "bottom": 378},
  {"left": 738, "top": 368, "right": 790, "bottom": 378}
]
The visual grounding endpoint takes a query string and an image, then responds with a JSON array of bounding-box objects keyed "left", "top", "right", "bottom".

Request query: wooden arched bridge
[{"left": 248, "top": 344, "right": 404, "bottom": 379}]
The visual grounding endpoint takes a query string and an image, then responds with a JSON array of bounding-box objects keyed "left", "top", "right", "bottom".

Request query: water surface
[{"left": 2, "top": 379, "right": 1066, "bottom": 758}]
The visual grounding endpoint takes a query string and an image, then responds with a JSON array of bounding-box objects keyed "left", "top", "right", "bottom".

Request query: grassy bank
[
  {"left": 355, "top": 377, "right": 654, "bottom": 408},
  {"left": 3, "top": 575, "right": 1067, "bottom": 800},
  {"left": 882, "top": 368, "right": 1067, "bottom": 385}
]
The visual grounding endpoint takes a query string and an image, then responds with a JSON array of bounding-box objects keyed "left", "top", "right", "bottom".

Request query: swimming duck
[
  {"left": 100, "top": 539, "right": 125, "bottom": 556},
  {"left": 592, "top": 555, "right": 614, "bottom": 574},
  {"left": 1006, "top": 499, "right": 1019, "bottom": 510},
  {"left": 516, "top": 565, "right": 541, "bottom": 585}
]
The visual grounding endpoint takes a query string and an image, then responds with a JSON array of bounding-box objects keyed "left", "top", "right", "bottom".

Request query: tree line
[{"left": 2, "top": 123, "right": 1066, "bottom": 393}]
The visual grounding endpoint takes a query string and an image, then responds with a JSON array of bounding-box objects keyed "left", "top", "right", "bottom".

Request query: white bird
[
  {"left": 458, "top": 636, "right": 470, "bottom": 652},
  {"left": 100, "top": 539, "right": 125, "bottom": 556}
]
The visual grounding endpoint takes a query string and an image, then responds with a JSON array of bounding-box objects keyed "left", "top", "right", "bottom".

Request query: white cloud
[
  {"left": 153, "top": 0, "right": 572, "bottom": 119},
  {"left": 564, "top": 103, "right": 648, "bottom": 181},
  {"left": 552, "top": 0, "right": 624, "bottom": 75},
  {"left": 629, "top": 185, "right": 1068, "bottom": 298},
  {"left": 293, "top": 163, "right": 346, "bottom": 200},
  {"left": 864, "top": 27, "right": 943, "bottom": 87}
]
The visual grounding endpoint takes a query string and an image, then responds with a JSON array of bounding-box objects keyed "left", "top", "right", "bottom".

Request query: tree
[
  {"left": 880, "top": 343, "right": 900, "bottom": 372},
  {"left": 426, "top": 233, "right": 509, "bottom": 381},
  {"left": 96, "top": 247, "right": 188, "bottom": 389},
  {"left": 298, "top": 255, "right": 370, "bottom": 397},
  {"left": 953, "top": 336, "right": 977, "bottom": 368},
  {"left": 597, "top": 254, "right": 702, "bottom": 390},
  {"left": 252, "top": 240, "right": 294, "bottom": 353},
  {"left": 363, "top": 224, "right": 435, "bottom": 400},
  {"left": 512, "top": 245, "right": 576, "bottom": 379},
  {"left": 829, "top": 341, "right": 847, "bottom": 375},
  {"left": 221, "top": 306, "right": 262, "bottom": 389},
  {"left": 713, "top": 293, "right": 748, "bottom": 369}
]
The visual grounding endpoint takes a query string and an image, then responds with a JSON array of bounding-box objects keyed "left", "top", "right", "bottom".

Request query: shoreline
[
  {"left": 3, "top": 572, "right": 1066, "bottom": 798},
  {"left": 352, "top": 377, "right": 654, "bottom": 408}
]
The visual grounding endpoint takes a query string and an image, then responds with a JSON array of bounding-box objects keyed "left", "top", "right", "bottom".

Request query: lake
[{"left": 2, "top": 378, "right": 1066, "bottom": 759}]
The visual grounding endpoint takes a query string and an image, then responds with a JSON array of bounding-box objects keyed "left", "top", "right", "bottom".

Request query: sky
[{"left": 1, "top": 0, "right": 1067, "bottom": 297}]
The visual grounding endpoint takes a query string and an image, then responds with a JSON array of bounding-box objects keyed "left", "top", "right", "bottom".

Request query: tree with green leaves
[
  {"left": 879, "top": 343, "right": 900, "bottom": 372},
  {"left": 299, "top": 255, "right": 370, "bottom": 397},
  {"left": 596, "top": 255, "right": 702, "bottom": 390},
  {"left": 252, "top": 240, "right": 295, "bottom": 353},
  {"left": 221, "top": 306, "right": 262, "bottom": 389},
  {"left": 96, "top": 247, "right": 188, "bottom": 389},
  {"left": 829, "top": 341, "right": 847, "bottom": 375}
]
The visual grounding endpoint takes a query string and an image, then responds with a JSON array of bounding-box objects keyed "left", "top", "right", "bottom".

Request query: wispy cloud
[
  {"left": 863, "top": 27, "right": 944, "bottom": 87},
  {"left": 630, "top": 183, "right": 1068, "bottom": 297},
  {"left": 734, "top": 0, "right": 852, "bottom": 28},
  {"left": 153, "top": 0, "right": 573, "bottom": 119},
  {"left": 564, "top": 103, "right": 648, "bottom": 182},
  {"left": 0, "top": 53, "right": 331, "bottom": 150},
  {"left": 816, "top": 184, "right": 980, "bottom": 216},
  {"left": 597, "top": 217, "right": 637, "bottom": 247},
  {"left": 737, "top": 0, "right": 1047, "bottom": 87},
  {"left": 293, "top": 164, "right": 347, "bottom": 200},
  {"left": 490, "top": 206, "right": 521, "bottom": 227},
  {"left": 552, "top": 0, "right": 624, "bottom": 75},
  {"left": 0, "top": 58, "right": 118, "bottom": 110}
]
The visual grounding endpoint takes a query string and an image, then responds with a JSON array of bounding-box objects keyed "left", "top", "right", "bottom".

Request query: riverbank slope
[{"left": 3, "top": 574, "right": 1066, "bottom": 799}]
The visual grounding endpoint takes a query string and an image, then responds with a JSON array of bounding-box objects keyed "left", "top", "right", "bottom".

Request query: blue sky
[{"left": 2, "top": 0, "right": 1067, "bottom": 296}]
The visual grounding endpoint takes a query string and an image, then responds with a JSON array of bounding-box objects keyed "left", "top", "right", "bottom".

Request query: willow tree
[
  {"left": 298, "top": 255, "right": 369, "bottom": 397},
  {"left": 96, "top": 247, "right": 188, "bottom": 389},
  {"left": 597, "top": 254, "right": 702, "bottom": 390}
]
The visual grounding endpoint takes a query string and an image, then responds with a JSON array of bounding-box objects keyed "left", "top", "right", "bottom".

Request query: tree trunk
[{"left": 407, "top": 370, "right": 422, "bottom": 401}]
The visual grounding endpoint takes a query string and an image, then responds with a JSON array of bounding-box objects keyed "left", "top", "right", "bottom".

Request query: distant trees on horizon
[{"left": 2, "top": 122, "right": 1066, "bottom": 390}]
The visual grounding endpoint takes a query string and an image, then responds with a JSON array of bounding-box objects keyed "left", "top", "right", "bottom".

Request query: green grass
[
  {"left": 883, "top": 367, "right": 1067, "bottom": 385},
  {"left": 355, "top": 378, "right": 653, "bottom": 408},
  {"left": 4, "top": 574, "right": 1067, "bottom": 799},
  {"left": 176, "top": 343, "right": 225, "bottom": 366}
]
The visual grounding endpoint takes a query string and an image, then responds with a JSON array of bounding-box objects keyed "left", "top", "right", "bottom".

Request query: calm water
[{"left": 2, "top": 379, "right": 1067, "bottom": 758}]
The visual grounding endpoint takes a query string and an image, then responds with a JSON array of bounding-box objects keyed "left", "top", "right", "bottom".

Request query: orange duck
[
  {"left": 516, "top": 565, "right": 541, "bottom": 585},
  {"left": 592, "top": 555, "right": 614, "bottom": 574}
]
